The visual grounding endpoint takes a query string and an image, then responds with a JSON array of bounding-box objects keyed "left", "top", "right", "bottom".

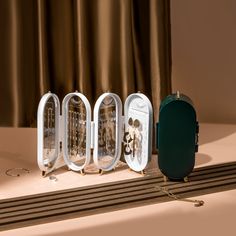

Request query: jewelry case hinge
[
  {"left": 59, "top": 115, "right": 63, "bottom": 144},
  {"left": 121, "top": 115, "right": 125, "bottom": 141},
  {"left": 90, "top": 121, "right": 95, "bottom": 149},
  {"left": 53, "top": 114, "right": 65, "bottom": 171}
]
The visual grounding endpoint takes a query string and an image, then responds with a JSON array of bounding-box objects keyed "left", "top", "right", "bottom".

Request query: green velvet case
[{"left": 156, "top": 92, "right": 199, "bottom": 181}]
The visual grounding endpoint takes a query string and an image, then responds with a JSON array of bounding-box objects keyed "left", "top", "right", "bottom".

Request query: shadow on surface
[
  {"left": 199, "top": 123, "right": 236, "bottom": 145},
  {"left": 195, "top": 153, "right": 212, "bottom": 166}
]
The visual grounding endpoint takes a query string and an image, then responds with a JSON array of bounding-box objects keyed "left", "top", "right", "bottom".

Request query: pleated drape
[{"left": 0, "top": 0, "right": 171, "bottom": 127}]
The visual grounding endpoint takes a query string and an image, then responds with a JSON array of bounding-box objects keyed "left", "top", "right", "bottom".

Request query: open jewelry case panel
[
  {"left": 37, "top": 91, "right": 153, "bottom": 176},
  {"left": 93, "top": 93, "right": 122, "bottom": 171},
  {"left": 124, "top": 93, "right": 153, "bottom": 172},
  {"left": 37, "top": 92, "right": 60, "bottom": 174},
  {"left": 62, "top": 92, "right": 92, "bottom": 172}
]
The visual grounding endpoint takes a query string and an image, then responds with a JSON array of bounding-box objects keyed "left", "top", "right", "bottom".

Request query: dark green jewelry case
[{"left": 156, "top": 92, "right": 199, "bottom": 181}]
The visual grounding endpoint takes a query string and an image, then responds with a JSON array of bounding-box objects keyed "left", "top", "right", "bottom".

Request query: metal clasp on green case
[
  {"left": 156, "top": 123, "right": 159, "bottom": 149},
  {"left": 195, "top": 122, "right": 199, "bottom": 152}
]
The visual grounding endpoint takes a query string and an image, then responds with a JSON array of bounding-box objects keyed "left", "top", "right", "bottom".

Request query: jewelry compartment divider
[
  {"left": 37, "top": 92, "right": 61, "bottom": 176},
  {"left": 124, "top": 93, "right": 153, "bottom": 173}
]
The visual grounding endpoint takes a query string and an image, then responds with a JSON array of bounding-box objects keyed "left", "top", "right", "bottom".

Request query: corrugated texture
[{"left": 1, "top": 162, "right": 236, "bottom": 231}]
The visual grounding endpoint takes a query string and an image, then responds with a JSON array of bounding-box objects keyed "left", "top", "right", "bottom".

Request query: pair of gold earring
[{"left": 128, "top": 117, "right": 140, "bottom": 129}]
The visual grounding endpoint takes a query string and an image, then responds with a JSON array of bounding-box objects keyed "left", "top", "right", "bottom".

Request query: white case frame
[
  {"left": 62, "top": 92, "right": 92, "bottom": 171},
  {"left": 37, "top": 92, "right": 61, "bottom": 175},
  {"left": 93, "top": 93, "right": 123, "bottom": 171},
  {"left": 37, "top": 91, "right": 153, "bottom": 175},
  {"left": 124, "top": 93, "right": 153, "bottom": 172}
]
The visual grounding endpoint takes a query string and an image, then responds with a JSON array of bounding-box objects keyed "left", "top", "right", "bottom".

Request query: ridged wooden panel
[{"left": 1, "top": 162, "right": 236, "bottom": 231}]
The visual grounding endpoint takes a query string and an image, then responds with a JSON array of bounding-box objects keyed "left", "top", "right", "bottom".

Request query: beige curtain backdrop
[{"left": 0, "top": 0, "right": 171, "bottom": 127}]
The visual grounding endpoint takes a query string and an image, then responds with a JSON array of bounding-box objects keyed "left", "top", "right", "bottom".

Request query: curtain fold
[{"left": 0, "top": 0, "right": 171, "bottom": 127}]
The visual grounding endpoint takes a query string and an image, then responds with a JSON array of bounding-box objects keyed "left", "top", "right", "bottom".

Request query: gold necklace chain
[{"left": 154, "top": 186, "right": 205, "bottom": 207}]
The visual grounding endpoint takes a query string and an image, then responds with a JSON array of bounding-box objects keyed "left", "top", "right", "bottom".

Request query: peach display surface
[{"left": 0, "top": 123, "right": 236, "bottom": 236}]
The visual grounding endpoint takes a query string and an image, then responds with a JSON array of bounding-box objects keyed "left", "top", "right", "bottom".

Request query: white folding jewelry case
[{"left": 37, "top": 91, "right": 153, "bottom": 176}]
